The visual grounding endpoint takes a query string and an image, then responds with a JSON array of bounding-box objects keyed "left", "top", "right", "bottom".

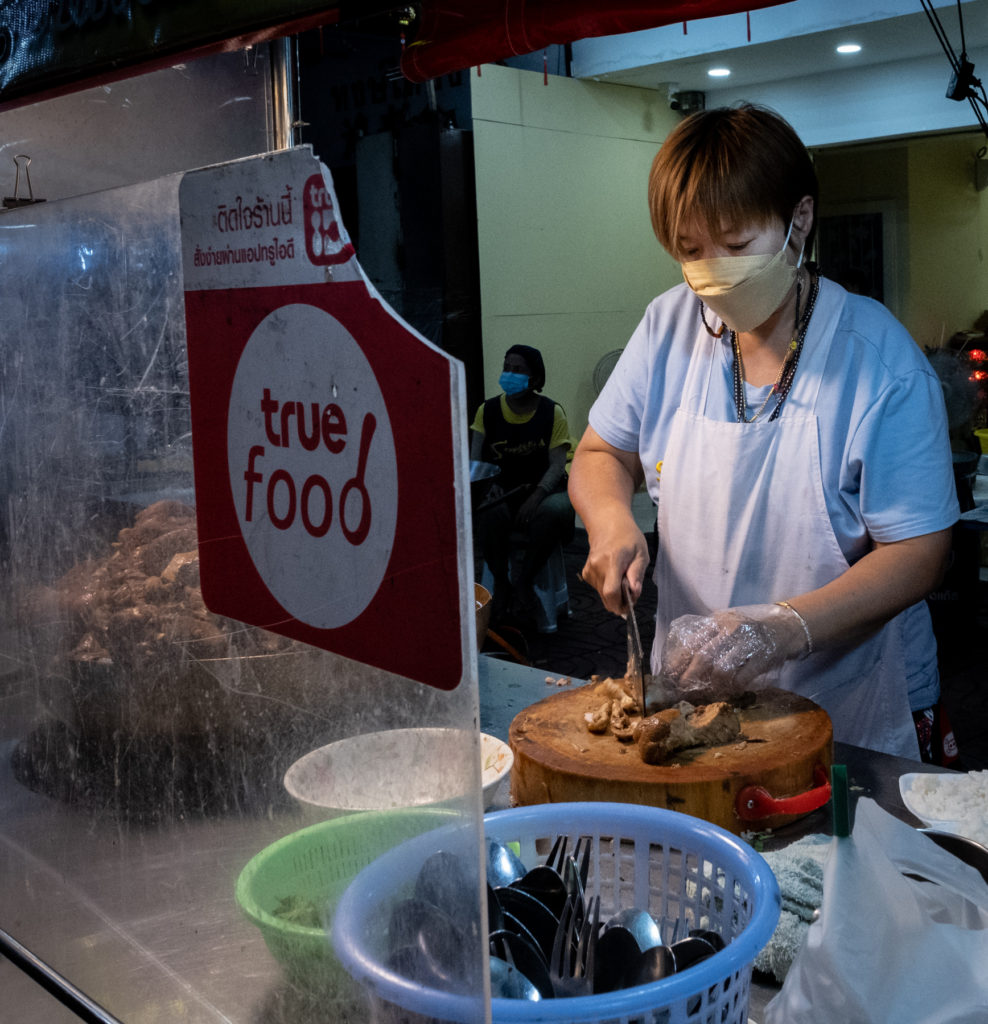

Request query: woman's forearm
[
  {"left": 570, "top": 428, "right": 650, "bottom": 611},
  {"left": 569, "top": 428, "right": 642, "bottom": 528},
  {"left": 780, "top": 529, "right": 952, "bottom": 649}
]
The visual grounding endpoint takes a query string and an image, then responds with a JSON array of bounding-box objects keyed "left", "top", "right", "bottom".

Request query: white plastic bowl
[
  {"left": 899, "top": 772, "right": 964, "bottom": 832},
  {"left": 284, "top": 727, "right": 512, "bottom": 821}
]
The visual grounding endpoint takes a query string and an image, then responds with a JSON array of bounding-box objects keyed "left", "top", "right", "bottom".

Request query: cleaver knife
[{"left": 622, "top": 578, "right": 646, "bottom": 717}]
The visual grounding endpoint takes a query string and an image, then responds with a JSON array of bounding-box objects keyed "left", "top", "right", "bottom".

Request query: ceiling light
[
  {"left": 836, "top": 43, "right": 862, "bottom": 55},
  {"left": 708, "top": 67, "right": 731, "bottom": 78}
]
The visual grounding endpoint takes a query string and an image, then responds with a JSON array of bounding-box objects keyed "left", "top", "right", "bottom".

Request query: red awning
[{"left": 401, "top": 0, "right": 792, "bottom": 82}]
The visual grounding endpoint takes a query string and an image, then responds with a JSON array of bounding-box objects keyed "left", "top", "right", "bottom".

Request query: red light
[
  {"left": 971, "top": 369, "right": 988, "bottom": 381},
  {"left": 968, "top": 349, "right": 987, "bottom": 362}
]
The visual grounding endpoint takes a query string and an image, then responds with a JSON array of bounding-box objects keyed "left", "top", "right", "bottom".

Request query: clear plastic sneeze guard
[{"left": 0, "top": 159, "right": 486, "bottom": 1022}]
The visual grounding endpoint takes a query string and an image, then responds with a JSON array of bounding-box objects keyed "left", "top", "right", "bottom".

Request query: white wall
[{"left": 470, "top": 65, "right": 681, "bottom": 439}]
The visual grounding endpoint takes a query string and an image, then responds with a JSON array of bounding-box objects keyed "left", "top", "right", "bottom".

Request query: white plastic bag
[{"left": 764, "top": 798, "right": 988, "bottom": 1024}]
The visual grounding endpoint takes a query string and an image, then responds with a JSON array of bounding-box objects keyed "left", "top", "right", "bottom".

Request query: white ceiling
[{"left": 568, "top": 0, "right": 988, "bottom": 145}]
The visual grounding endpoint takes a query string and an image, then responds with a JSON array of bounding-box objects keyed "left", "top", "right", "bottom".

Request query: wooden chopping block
[{"left": 509, "top": 683, "right": 833, "bottom": 834}]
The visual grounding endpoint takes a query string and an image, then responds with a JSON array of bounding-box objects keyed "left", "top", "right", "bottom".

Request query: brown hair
[{"left": 648, "top": 103, "right": 818, "bottom": 259}]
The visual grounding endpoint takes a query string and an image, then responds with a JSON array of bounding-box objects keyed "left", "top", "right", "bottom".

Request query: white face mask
[{"left": 682, "top": 219, "right": 804, "bottom": 334}]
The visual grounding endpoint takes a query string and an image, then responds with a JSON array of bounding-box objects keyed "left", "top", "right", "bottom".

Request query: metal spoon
[
  {"left": 688, "top": 928, "right": 726, "bottom": 951},
  {"left": 487, "top": 883, "right": 505, "bottom": 933},
  {"left": 670, "top": 934, "right": 718, "bottom": 971},
  {"left": 489, "top": 955, "right": 542, "bottom": 1001},
  {"left": 622, "top": 943, "right": 677, "bottom": 988},
  {"left": 415, "top": 850, "right": 472, "bottom": 920},
  {"left": 386, "top": 944, "right": 448, "bottom": 988},
  {"left": 604, "top": 907, "right": 662, "bottom": 951},
  {"left": 494, "top": 885, "right": 559, "bottom": 962},
  {"left": 500, "top": 910, "right": 544, "bottom": 962},
  {"left": 487, "top": 838, "right": 527, "bottom": 888},
  {"left": 594, "top": 924, "right": 641, "bottom": 994},
  {"left": 490, "top": 928, "right": 553, "bottom": 998},
  {"left": 386, "top": 899, "right": 469, "bottom": 991},
  {"left": 510, "top": 836, "right": 569, "bottom": 918}
]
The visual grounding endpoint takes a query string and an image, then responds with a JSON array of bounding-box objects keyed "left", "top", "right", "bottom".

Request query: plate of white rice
[{"left": 899, "top": 770, "right": 988, "bottom": 845}]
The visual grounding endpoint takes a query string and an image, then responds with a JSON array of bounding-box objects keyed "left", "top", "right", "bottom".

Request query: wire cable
[{"left": 920, "top": 0, "right": 988, "bottom": 138}]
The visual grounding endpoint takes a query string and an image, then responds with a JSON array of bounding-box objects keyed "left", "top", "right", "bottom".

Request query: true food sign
[{"left": 181, "top": 147, "right": 471, "bottom": 690}]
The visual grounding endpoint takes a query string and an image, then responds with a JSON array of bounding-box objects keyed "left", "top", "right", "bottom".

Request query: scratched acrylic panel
[{"left": 0, "top": 173, "right": 486, "bottom": 1021}]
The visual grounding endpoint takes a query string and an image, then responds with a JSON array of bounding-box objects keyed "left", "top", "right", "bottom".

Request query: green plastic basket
[{"left": 235, "top": 807, "right": 454, "bottom": 993}]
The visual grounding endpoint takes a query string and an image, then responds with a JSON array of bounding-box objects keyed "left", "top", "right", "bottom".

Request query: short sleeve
[
  {"left": 588, "top": 313, "right": 652, "bottom": 454},
  {"left": 550, "top": 403, "right": 571, "bottom": 450},
  {"left": 852, "top": 367, "right": 959, "bottom": 542}
]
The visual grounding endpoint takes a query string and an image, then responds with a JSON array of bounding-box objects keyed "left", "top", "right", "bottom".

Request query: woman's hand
[
  {"left": 659, "top": 603, "right": 810, "bottom": 698},
  {"left": 580, "top": 518, "right": 650, "bottom": 616}
]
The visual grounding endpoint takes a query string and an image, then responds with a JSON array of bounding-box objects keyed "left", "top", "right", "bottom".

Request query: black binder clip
[{"left": 3, "top": 154, "right": 46, "bottom": 209}]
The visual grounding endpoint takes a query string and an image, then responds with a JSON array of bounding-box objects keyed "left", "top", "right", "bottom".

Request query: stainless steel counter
[{"left": 1, "top": 655, "right": 941, "bottom": 1023}]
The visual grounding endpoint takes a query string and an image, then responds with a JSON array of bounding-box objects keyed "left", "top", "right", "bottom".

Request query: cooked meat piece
[
  {"left": 70, "top": 631, "right": 109, "bottom": 662},
  {"left": 610, "top": 705, "right": 636, "bottom": 742},
  {"left": 635, "top": 713, "right": 673, "bottom": 764},
  {"left": 581, "top": 676, "right": 650, "bottom": 739},
  {"left": 635, "top": 701, "right": 741, "bottom": 765},
  {"left": 117, "top": 501, "right": 196, "bottom": 553},
  {"left": 585, "top": 701, "right": 612, "bottom": 733},
  {"left": 134, "top": 499, "right": 197, "bottom": 527},
  {"left": 596, "top": 676, "right": 644, "bottom": 714},
  {"left": 161, "top": 550, "right": 200, "bottom": 589},
  {"left": 598, "top": 678, "right": 631, "bottom": 702},
  {"left": 142, "top": 575, "right": 181, "bottom": 604},
  {"left": 688, "top": 702, "right": 743, "bottom": 746},
  {"left": 23, "top": 497, "right": 299, "bottom": 704},
  {"left": 137, "top": 527, "right": 199, "bottom": 577}
]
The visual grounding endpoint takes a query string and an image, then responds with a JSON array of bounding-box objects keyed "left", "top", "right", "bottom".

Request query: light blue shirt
[{"left": 591, "top": 277, "right": 959, "bottom": 710}]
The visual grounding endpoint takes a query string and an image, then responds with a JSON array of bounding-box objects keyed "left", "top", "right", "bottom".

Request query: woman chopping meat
[{"left": 569, "top": 104, "right": 959, "bottom": 760}]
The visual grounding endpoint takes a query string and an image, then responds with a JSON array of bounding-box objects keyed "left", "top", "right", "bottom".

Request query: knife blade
[{"left": 621, "top": 579, "right": 646, "bottom": 717}]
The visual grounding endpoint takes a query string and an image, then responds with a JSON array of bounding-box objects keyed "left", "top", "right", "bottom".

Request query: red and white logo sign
[
  {"left": 180, "top": 149, "right": 468, "bottom": 690},
  {"left": 302, "top": 173, "right": 355, "bottom": 266},
  {"left": 229, "top": 303, "right": 397, "bottom": 629}
]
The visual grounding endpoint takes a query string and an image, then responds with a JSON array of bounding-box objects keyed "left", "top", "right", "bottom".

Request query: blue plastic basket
[{"left": 333, "top": 801, "right": 781, "bottom": 1024}]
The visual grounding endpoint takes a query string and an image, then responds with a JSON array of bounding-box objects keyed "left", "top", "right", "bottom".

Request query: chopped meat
[
  {"left": 598, "top": 678, "right": 631, "bottom": 702},
  {"left": 634, "top": 701, "right": 741, "bottom": 765},
  {"left": 161, "top": 550, "right": 200, "bottom": 588},
  {"left": 688, "top": 702, "right": 743, "bottom": 746},
  {"left": 582, "top": 676, "right": 644, "bottom": 740},
  {"left": 610, "top": 705, "right": 636, "bottom": 742},
  {"left": 32, "top": 499, "right": 296, "bottom": 681},
  {"left": 585, "top": 700, "right": 612, "bottom": 733}
]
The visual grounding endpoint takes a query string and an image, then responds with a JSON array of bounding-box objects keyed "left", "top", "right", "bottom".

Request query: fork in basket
[{"left": 548, "top": 892, "right": 600, "bottom": 997}]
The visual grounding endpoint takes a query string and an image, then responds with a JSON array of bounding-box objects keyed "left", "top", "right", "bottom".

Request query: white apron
[{"left": 653, "top": 296, "right": 919, "bottom": 759}]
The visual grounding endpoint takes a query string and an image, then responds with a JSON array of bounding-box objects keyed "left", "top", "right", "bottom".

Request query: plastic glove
[{"left": 659, "top": 603, "right": 811, "bottom": 699}]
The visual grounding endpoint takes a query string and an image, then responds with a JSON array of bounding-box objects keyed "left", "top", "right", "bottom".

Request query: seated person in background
[{"left": 471, "top": 345, "right": 575, "bottom": 623}]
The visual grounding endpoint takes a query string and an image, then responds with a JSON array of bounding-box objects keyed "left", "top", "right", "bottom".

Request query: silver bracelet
[{"left": 776, "top": 600, "right": 814, "bottom": 655}]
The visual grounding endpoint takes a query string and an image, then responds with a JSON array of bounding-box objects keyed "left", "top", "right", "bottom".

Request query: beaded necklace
[{"left": 728, "top": 272, "right": 819, "bottom": 423}]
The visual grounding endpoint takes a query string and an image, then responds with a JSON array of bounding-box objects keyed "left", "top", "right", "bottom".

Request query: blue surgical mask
[{"left": 499, "top": 371, "right": 530, "bottom": 396}]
